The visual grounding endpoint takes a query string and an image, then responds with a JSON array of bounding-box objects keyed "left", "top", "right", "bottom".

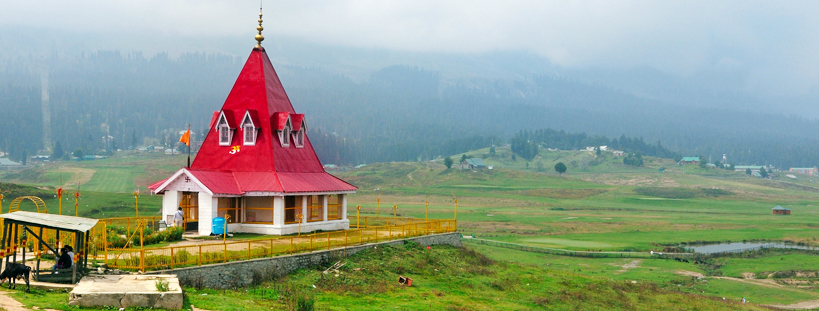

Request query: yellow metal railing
[{"left": 104, "top": 218, "right": 456, "bottom": 272}]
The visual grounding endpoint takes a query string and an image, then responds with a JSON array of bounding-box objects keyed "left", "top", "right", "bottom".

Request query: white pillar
[
  {"left": 341, "top": 194, "right": 348, "bottom": 220},
  {"left": 198, "top": 192, "right": 216, "bottom": 236},
  {"left": 322, "top": 195, "right": 328, "bottom": 221},
  {"left": 273, "top": 196, "right": 284, "bottom": 226},
  {"left": 301, "top": 196, "right": 308, "bottom": 224},
  {"left": 162, "top": 190, "right": 180, "bottom": 224}
]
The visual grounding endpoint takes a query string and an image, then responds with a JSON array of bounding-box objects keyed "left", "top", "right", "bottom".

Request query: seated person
[{"left": 53, "top": 248, "right": 72, "bottom": 270}]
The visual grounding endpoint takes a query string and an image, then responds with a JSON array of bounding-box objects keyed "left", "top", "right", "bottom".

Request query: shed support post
[
  {"left": 12, "top": 223, "right": 18, "bottom": 263},
  {"left": 36, "top": 226, "right": 43, "bottom": 280},
  {"left": 2, "top": 222, "right": 8, "bottom": 269}
]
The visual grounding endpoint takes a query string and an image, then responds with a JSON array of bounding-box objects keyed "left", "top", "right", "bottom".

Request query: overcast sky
[{"left": 3, "top": 1, "right": 819, "bottom": 96}]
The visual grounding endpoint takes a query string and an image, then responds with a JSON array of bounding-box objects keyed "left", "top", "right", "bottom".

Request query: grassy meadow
[{"left": 2, "top": 146, "right": 819, "bottom": 308}]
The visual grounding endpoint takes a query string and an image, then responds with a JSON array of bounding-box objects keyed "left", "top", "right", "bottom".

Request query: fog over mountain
[{"left": 2, "top": 1, "right": 819, "bottom": 167}]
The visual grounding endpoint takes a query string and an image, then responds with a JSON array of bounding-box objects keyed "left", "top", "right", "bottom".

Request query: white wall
[{"left": 162, "top": 190, "right": 180, "bottom": 225}]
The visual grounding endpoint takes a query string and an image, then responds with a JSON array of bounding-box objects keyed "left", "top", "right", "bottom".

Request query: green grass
[
  {"left": 468, "top": 242, "right": 819, "bottom": 305},
  {"left": 716, "top": 251, "right": 819, "bottom": 278},
  {"left": 184, "top": 243, "right": 768, "bottom": 311}
]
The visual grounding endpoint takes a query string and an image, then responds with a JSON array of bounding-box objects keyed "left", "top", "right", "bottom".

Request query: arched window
[
  {"left": 216, "top": 112, "right": 233, "bottom": 146},
  {"left": 241, "top": 110, "right": 259, "bottom": 146}
]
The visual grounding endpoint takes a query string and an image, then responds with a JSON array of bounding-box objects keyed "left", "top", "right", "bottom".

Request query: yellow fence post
[
  {"left": 356, "top": 205, "right": 361, "bottom": 229},
  {"left": 198, "top": 245, "right": 202, "bottom": 266},
  {"left": 223, "top": 243, "right": 227, "bottom": 263},
  {"left": 140, "top": 249, "right": 145, "bottom": 272},
  {"left": 170, "top": 248, "right": 174, "bottom": 269},
  {"left": 103, "top": 222, "right": 108, "bottom": 267}
]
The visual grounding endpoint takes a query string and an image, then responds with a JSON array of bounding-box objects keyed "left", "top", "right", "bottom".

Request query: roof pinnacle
[{"left": 254, "top": 5, "right": 265, "bottom": 49}]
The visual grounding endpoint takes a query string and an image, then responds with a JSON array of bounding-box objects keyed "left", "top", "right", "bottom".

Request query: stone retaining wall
[{"left": 146, "top": 232, "right": 462, "bottom": 289}]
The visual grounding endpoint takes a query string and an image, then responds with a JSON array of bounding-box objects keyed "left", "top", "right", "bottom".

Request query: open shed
[{"left": 2, "top": 211, "right": 98, "bottom": 283}]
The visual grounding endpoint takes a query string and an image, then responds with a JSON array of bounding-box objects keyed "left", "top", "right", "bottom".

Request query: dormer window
[
  {"left": 290, "top": 114, "right": 306, "bottom": 148},
  {"left": 272, "top": 111, "right": 292, "bottom": 147},
  {"left": 215, "top": 111, "right": 235, "bottom": 146},
  {"left": 241, "top": 110, "right": 260, "bottom": 146}
]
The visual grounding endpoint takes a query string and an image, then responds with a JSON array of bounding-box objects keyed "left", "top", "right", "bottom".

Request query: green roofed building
[
  {"left": 461, "top": 158, "right": 487, "bottom": 170},
  {"left": 679, "top": 157, "right": 700, "bottom": 164},
  {"left": 773, "top": 205, "right": 791, "bottom": 215},
  {"left": 789, "top": 167, "right": 818, "bottom": 176}
]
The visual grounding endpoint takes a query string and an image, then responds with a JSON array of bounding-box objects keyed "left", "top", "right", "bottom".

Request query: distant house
[
  {"left": 30, "top": 155, "right": 50, "bottom": 163},
  {"left": 773, "top": 205, "right": 791, "bottom": 215},
  {"left": 0, "top": 158, "right": 21, "bottom": 167},
  {"left": 461, "top": 158, "right": 487, "bottom": 170},
  {"left": 679, "top": 157, "right": 700, "bottom": 165},
  {"left": 789, "top": 167, "right": 818, "bottom": 176},
  {"left": 734, "top": 165, "right": 765, "bottom": 173},
  {"left": 323, "top": 164, "right": 339, "bottom": 171},
  {"left": 612, "top": 150, "right": 624, "bottom": 157}
]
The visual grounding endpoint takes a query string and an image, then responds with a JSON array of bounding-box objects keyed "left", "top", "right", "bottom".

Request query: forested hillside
[{"left": 2, "top": 51, "right": 819, "bottom": 168}]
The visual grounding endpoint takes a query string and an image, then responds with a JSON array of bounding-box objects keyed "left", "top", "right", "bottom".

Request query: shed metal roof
[
  {"left": 1, "top": 211, "right": 99, "bottom": 232},
  {"left": 772, "top": 205, "right": 791, "bottom": 211}
]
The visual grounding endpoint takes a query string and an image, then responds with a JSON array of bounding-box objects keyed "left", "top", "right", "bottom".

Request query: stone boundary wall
[{"left": 146, "top": 232, "right": 462, "bottom": 289}]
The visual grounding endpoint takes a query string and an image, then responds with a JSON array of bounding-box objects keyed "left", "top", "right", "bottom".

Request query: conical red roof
[{"left": 152, "top": 47, "right": 356, "bottom": 195}]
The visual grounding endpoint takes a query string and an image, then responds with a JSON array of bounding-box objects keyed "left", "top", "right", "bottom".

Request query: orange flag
[{"left": 179, "top": 129, "right": 191, "bottom": 146}]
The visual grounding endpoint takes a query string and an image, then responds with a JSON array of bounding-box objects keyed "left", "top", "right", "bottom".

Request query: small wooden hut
[
  {"left": 1, "top": 211, "right": 98, "bottom": 283},
  {"left": 772, "top": 205, "right": 791, "bottom": 215}
]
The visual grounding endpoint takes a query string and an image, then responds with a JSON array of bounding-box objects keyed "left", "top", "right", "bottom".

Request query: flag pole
[{"left": 187, "top": 124, "right": 191, "bottom": 168}]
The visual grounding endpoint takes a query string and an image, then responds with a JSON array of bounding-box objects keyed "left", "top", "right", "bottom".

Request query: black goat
[
  {"left": 682, "top": 259, "right": 690, "bottom": 264},
  {"left": 0, "top": 262, "right": 31, "bottom": 292},
  {"left": 674, "top": 257, "right": 682, "bottom": 262}
]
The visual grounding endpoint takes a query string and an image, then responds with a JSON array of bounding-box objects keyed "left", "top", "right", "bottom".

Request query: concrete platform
[{"left": 69, "top": 274, "right": 183, "bottom": 310}]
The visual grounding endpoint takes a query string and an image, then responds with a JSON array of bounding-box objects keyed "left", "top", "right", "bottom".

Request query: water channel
[{"left": 685, "top": 242, "right": 818, "bottom": 255}]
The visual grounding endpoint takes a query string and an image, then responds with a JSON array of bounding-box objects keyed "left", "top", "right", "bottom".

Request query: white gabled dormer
[
  {"left": 272, "top": 112, "right": 292, "bottom": 147},
  {"left": 216, "top": 110, "right": 236, "bottom": 146},
  {"left": 290, "top": 114, "right": 306, "bottom": 148},
  {"left": 242, "top": 110, "right": 261, "bottom": 146}
]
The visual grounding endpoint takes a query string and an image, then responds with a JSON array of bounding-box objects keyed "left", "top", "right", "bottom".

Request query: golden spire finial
[{"left": 254, "top": 5, "right": 265, "bottom": 49}]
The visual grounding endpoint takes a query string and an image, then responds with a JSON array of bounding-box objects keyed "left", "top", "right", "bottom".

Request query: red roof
[
  {"left": 152, "top": 47, "right": 356, "bottom": 194},
  {"left": 290, "top": 114, "right": 305, "bottom": 132},
  {"left": 245, "top": 109, "right": 261, "bottom": 128},
  {"left": 271, "top": 112, "right": 290, "bottom": 131}
]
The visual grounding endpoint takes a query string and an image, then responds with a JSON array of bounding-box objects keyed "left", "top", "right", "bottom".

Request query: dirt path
[
  {"left": 766, "top": 300, "right": 819, "bottom": 310},
  {"left": 615, "top": 260, "right": 641, "bottom": 274},
  {"left": 0, "top": 291, "right": 28, "bottom": 311},
  {"left": 55, "top": 167, "right": 96, "bottom": 188}
]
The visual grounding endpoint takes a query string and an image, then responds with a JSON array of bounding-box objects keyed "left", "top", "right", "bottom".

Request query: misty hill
[{"left": 2, "top": 46, "right": 819, "bottom": 168}]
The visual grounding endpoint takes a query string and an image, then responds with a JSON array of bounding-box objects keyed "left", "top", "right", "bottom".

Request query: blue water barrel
[{"left": 212, "top": 217, "right": 226, "bottom": 235}]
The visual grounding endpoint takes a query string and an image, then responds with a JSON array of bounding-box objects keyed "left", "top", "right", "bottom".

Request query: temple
[{"left": 148, "top": 9, "right": 357, "bottom": 235}]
